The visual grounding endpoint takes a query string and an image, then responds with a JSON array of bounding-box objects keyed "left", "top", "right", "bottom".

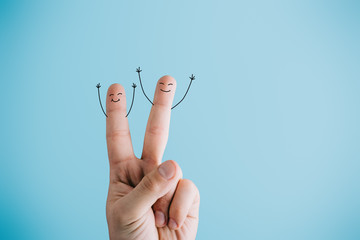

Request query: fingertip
[
  {"left": 168, "top": 218, "right": 179, "bottom": 230},
  {"left": 155, "top": 211, "right": 166, "bottom": 227},
  {"left": 107, "top": 83, "right": 126, "bottom": 96},
  {"left": 154, "top": 75, "right": 177, "bottom": 107},
  {"left": 158, "top": 75, "right": 176, "bottom": 90},
  {"left": 106, "top": 83, "right": 127, "bottom": 115},
  {"left": 164, "top": 160, "right": 182, "bottom": 179},
  {"left": 158, "top": 160, "right": 182, "bottom": 180},
  {"left": 168, "top": 178, "right": 198, "bottom": 230},
  {"left": 159, "top": 75, "right": 177, "bottom": 85}
]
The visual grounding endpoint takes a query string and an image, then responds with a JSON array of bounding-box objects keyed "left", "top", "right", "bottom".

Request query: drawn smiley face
[
  {"left": 159, "top": 82, "right": 174, "bottom": 93},
  {"left": 109, "top": 92, "right": 122, "bottom": 102}
]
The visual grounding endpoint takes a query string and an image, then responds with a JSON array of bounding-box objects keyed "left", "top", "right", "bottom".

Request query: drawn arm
[
  {"left": 171, "top": 74, "right": 195, "bottom": 110},
  {"left": 96, "top": 83, "right": 108, "bottom": 117},
  {"left": 126, "top": 83, "right": 137, "bottom": 117},
  {"left": 136, "top": 67, "right": 154, "bottom": 105}
]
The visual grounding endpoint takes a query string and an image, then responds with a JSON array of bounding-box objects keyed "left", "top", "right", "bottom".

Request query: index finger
[
  {"left": 142, "top": 75, "right": 176, "bottom": 164},
  {"left": 106, "top": 84, "right": 134, "bottom": 164}
]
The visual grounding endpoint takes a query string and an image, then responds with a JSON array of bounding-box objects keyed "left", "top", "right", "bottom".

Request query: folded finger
[
  {"left": 120, "top": 160, "right": 182, "bottom": 221},
  {"left": 168, "top": 179, "right": 200, "bottom": 230},
  {"left": 153, "top": 182, "right": 177, "bottom": 228}
]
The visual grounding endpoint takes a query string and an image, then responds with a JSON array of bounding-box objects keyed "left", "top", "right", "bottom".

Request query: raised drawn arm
[
  {"left": 137, "top": 67, "right": 154, "bottom": 105},
  {"left": 96, "top": 83, "right": 108, "bottom": 117},
  {"left": 126, "top": 83, "right": 137, "bottom": 117},
  {"left": 171, "top": 74, "right": 195, "bottom": 110}
]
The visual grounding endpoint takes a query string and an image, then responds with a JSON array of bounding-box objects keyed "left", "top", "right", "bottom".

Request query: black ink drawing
[
  {"left": 171, "top": 74, "right": 195, "bottom": 110},
  {"left": 96, "top": 83, "right": 108, "bottom": 117},
  {"left": 136, "top": 67, "right": 195, "bottom": 109},
  {"left": 96, "top": 83, "right": 137, "bottom": 118},
  {"left": 159, "top": 82, "right": 172, "bottom": 93},
  {"left": 126, "top": 83, "right": 137, "bottom": 117},
  {"left": 136, "top": 67, "right": 153, "bottom": 105},
  {"left": 109, "top": 92, "right": 121, "bottom": 103}
]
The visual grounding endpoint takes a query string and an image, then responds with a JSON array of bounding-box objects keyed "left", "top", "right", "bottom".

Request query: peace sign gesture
[{"left": 105, "top": 76, "right": 200, "bottom": 240}]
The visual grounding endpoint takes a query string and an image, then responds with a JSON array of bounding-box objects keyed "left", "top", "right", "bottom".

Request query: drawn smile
[
  {"left": 109, "top": 92, "right": 122, "bottom": 103},
  {"left": 160, "top": 89, "right": 171, "bottom": 92}
]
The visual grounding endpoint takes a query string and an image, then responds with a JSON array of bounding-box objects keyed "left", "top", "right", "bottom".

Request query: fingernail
[
  {"left": 155, "top": 211, "right": 165, "bottom": 226},
  {"left": 158, "top": 161, "right": 175, "bottom": 180},
  {"left": 168, "top": 218, "right": 178, "bottom": 230}
]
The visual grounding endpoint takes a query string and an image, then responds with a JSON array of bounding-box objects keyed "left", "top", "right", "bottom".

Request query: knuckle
[
  {"left": 182, "top": 179, "right": 196, "bottom": 190},
  {"left": 154, "top": 101, "right": 171, "bottom": 108},
  {"left": 172, "top": 208, "right": 184, "bottom": 219},
  {"left": 106, "top": 129, "right": 130, "bottom": 139},
  {"left": 181, "top": 178, "right": 193, "bottom": 185},
  {"left": 182, "top": 179, "right": 200, "bottom": 201},
  {"left": 153, "top": 198, "right": 170, "bottom": 212},
  {"left": 141, "top": 175, "right": 160, "bottom": 193},
  {"left": 110, "top": 204, "right": 132, "bottom": 225},
  {"left": 147, "top": 125, "right": 167, "bottom": 136},
  {"left": 117, "top": 209, "right": 129, "bottom": 224}
]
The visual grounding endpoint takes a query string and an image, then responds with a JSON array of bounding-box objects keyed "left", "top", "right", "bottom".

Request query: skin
[{"left": 105, "top": 75, "right": 200, "bottom": 240}]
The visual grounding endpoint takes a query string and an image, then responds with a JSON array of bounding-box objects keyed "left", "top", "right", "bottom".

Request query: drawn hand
[
  {"left": 132, "top": 83, "right": 137, "bottom": 88},
  {"left": 105, "top": 76, "right": 200, "bottom": 240},
  {"left": 136, "top": 67, "right": 142, "bottom": 73},
  {"left": 96, "top": 83, "right": 101, "bottom": 88},
  {"left": 189, "top": 74, "right": 195, "bottom": 81}
]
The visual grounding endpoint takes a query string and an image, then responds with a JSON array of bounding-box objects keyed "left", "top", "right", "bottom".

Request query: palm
[{"left": 104, "top": 77, "right": 199, "bottom": 240}]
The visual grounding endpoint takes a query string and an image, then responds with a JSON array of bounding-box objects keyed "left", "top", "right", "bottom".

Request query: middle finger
[{"left": 142, "top": 75, "right": 176, "bottom": 164}]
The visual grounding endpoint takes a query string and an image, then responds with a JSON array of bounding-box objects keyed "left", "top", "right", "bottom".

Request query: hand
[{"left": 105, "top": 76, "right": 200, "bottom": 240}]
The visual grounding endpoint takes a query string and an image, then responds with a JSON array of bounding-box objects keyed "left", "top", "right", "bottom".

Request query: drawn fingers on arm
[
  {"left": 106, "top": 84, "right": 134, "bottom": 163},
  {"left": 142, "top": 75, "right": 177, "bottom": 164}
]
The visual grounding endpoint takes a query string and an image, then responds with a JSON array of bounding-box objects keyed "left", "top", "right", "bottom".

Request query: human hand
[{"left": 105, "top": 76, "right": 200, "bottom": 240}]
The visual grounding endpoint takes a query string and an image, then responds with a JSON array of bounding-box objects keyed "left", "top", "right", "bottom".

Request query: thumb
[{"left": 121, "top": 160, "right": 182, "bottom": 220}]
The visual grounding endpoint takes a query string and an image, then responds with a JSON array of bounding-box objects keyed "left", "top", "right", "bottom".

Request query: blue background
[{"left": 1, "top": 0, "right": 359, "bottom": 239}]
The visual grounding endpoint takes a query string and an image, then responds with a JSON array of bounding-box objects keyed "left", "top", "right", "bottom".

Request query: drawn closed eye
[
  {"left": 117, "top": 92, "right": 122, "bottom": 95},
  {"left": 159, "top": 82, "right": 165, "bottom": 85},
  {"left": 168, "top": 83, "right": 173, "bottom": 86},
  {"left": 109, "top": 94, "right": 114, "bottom": 96}
]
